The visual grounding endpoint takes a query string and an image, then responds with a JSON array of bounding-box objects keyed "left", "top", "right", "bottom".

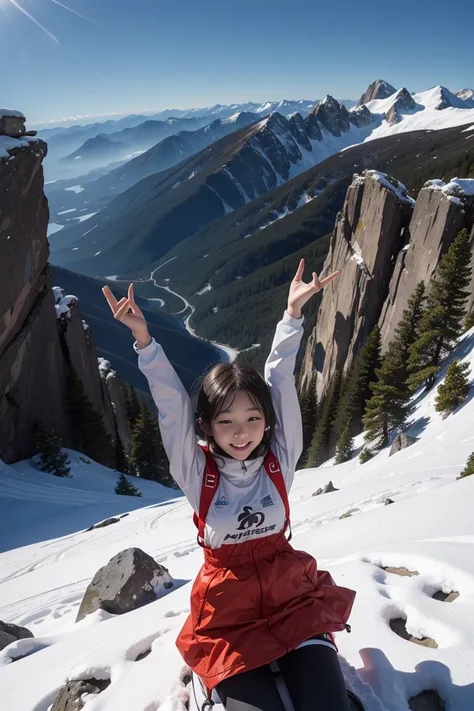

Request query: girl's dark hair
[{"left": 196, "top": 362, "right": 276, "bottom": 459}]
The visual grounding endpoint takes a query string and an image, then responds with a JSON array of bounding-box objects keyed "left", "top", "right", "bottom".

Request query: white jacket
[{"left": 136, "top": 311, "right": 304, "bottom": 548}]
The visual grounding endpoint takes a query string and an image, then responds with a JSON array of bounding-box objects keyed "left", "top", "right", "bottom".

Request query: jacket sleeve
[
  {"left": 264, "top": 311, "right": 304, "bottom": 490},
  {"left": 135, "top": 338, "right": 205, "bottom": 511}
]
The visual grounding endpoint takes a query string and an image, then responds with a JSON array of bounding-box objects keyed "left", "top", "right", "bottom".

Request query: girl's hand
[
  {"left": 287, "top": 259, "right": 339, "bottom": 319},
  {"left": 102, "top": 283, "right": 152, "bottom": 349}
]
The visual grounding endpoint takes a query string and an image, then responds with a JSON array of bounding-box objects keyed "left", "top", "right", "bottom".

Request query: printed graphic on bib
[
  {"left": 223, "top": 504, "right": 276, "bottom": 542},
  {"left": 236, "top": 505, "right": 265, "bottom": 530}
]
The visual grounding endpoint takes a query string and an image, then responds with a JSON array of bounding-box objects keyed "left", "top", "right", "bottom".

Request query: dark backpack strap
[
  {"left": 193, "top": 446, "right": 220, "bottom": 547},
  {"left": 263, "top": 451, "right": 291, "bottom": 539}
]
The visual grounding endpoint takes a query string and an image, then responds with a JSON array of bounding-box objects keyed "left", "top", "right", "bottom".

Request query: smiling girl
[{"left": 103, "top": 260, "right": 355, "bottom": 711}]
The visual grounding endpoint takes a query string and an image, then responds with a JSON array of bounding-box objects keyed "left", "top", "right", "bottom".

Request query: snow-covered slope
[
  {"left": 1, "top": 332, "right": 474, "bottom": 711},
  {"left": 362, "top": 86, "right": 474, "bottom": 138}
]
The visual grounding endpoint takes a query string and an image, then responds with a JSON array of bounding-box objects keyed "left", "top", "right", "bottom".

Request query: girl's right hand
[{"left": 102, "top": 283, "right": 152, "bottom": 349}]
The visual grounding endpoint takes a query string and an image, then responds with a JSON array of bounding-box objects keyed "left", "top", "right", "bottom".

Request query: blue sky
[{"left": 1, "top": 0, "right": 473, "bottom": 127}]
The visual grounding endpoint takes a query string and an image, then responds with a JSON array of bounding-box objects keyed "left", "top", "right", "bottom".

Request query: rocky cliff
[
  {"left": 356, "top": 80, "right": 396, "bottom": 107},
  {"left": 0, "top": 115, "right": 129, "bottom": 464},
  {"left": 302, "top": 172, "right": 474, "bottom": 397}
]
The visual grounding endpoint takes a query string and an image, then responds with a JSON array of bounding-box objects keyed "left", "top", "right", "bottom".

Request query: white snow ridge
[{"left": 1, "top": 331, "right": 474, "bottom": 711}]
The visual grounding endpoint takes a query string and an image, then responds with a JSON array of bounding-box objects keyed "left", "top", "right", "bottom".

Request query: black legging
[{"left": 215, "top": 642, "right": 351, "bottom": 711}]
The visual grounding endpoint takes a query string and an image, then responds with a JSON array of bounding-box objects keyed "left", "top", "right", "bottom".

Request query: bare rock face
[
  {"left": 0, "top": 140, "right": 73, "bottom": 462},
  {"left": 349, "top": 105, "right": 373, "bottom": 128},
  {"left": 384, "top": 88, "right": 417, "bottom": 126},
  {"left": 379, "top": 180, "right": 474, "bottom": 348},
  {"left": 356, "top": 80, "right": 396, "bottom": 107},
  {"left": 98, "top": 358, "right": 131, "bottom": 453},
  {"left": 302, "top": 171, "right": 414, "bottom": 396},
  {"left": 0, "top": 620, "right": 34, "bottom": 651},
  {"left": 75, "top": 547, "right": 174, "bottom": 622},
  {"left": 51, "top": 679, "right": 111, "bottom": 711},
  {"left": 311, "top": 96, "right": 351, "bottom": 137}
]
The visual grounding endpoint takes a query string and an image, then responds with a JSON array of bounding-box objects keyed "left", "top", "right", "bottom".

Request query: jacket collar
[{"left": 212, "top": 449, "right": 265, "bottom": 487}]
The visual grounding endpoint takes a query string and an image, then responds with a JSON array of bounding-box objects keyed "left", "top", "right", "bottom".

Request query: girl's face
[{"left": 209, "top": 389, "right": 266, "bottom": 460}]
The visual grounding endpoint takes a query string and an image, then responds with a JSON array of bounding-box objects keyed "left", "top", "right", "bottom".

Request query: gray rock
[
  {"left": 384, "top": 88, "right": 416, "bottom": 126},
  {"left": 385, "top": 498, "right": 395, "bottom": 505},
  {"left": 51, "top": 679, "right": 111, "bottom": 711},
  {"left": 301, "top": 171, "right": 414, "bottom": 398},
  {"left": 0, "top": 620, "right": 34, "bottom": 651},
  {"left": 312, "top": 480, "right": 338, "bottom": 496},
  {"left": 311, "top": 96, "right": 350, "bottom": 137},
  {"left": 356, "top": 80, "right": 396, "bottom": 107},
  {"left": 379, "top": 184, "right": 473, "bottom": 348},
  {"left": 389, "top": 433, "right": 418, "bottom": 456},
  {"left": 75, "top": 547, "right": 174, "bottom": 622},
  {"left": 0, "top": 631, "right": 16, "bottom": 651},
  {"left": 86, "top": 517, "right": 120, "bottom": 532},
  {"left": 349, "top": 105, "right": 373, "bottom": 128}
]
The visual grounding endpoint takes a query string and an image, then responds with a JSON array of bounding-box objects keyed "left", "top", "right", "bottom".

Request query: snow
[
  {"left": 76, "top": 212, "right": 99, "bottom": 223},
  {"left": 58, "top": 208, "right": 77, "bottom": 215},
  {"left": 364, "top": 170, "right": 415, "bottom": 205},
  {"left": 65, "top": 185, "right": 85, "bottom": 194},
  {"left": 0, "top": 108, "right": 25, "bottom": 118},
  {"left": 195, "top": 283, "right": 212, "bottom": 296},
  {"left": 424, "top": 177, "right": 474, "bottom": 199},
  {"left": 52, "top": 287, "right": 78, "bottom": 320},
  {"left": 47, "top": 223, "right": 64, "bottom": 237},
  {"left": 0, "top": 135, "right": 34, "bottom": 159},
  {"left": 361, "top": 86, "right": 474, "bottom": 142},
  {"left": 1, "top": 332, "right": 474, "bottom": 711}
]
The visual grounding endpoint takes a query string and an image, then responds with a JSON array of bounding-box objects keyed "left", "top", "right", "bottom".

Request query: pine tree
[
  {"left": 122, "top": 382, "right": 141, "bottom": 431},
  {"left": 67, "top": 367, "right": 115, "bottom": 467},
  {"left": 34, "top": 423, "right": 71, "bottom": 477},
  {"left": 408, "top": 229, "right": 472, "bottom": 390},
  {"left": 335, "top": 421, "right": 355, "bottom": 464},
  {"left": 129, "top": 400, "right": 172, "bottom": 485},
  {"left": 115, "top": 437, "right": 129, "bottom": 475},
  {"left": 115, "top": 471, "right": 142, "bottom": 496},
  {"left": 363, "top": 283, "right": 426, "bottom": 449},
  {"left": 332, "top": 325, "right": 382, "bottom": 441},
  {"left": 459, "top": 451, "right": 474, "bottom": 478},
  {"left": 434, "top": 360, "right": 471, "bottom": 416},
  {"left": 465, "top": 309, "right": 474, "bottom": 331},
  {"left": 306, "top": 369, "right": 342, "bottom": 467},
  {"left": 299, "top": 372, "right": 318, "bottom": 457},
  {"left": 359, "top": 448, "right": 374, "bottom": 464}
]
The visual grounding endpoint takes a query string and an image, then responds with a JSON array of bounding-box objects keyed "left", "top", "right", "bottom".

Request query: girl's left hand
[{"left": 287, "top": 258, "right": 339, "bottom": 319}]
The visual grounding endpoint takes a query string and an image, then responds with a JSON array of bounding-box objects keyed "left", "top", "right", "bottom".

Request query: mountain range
[{"left": 50, "top": 82, "right": 474, "bottom": 276}]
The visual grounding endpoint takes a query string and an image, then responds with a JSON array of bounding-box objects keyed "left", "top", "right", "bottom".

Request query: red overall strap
[
  {"left": 193, "top": 446, "right": 220, "bottom": 547},
  {"left": 263, "top": 451, "right": 291, "bottom": 538}
]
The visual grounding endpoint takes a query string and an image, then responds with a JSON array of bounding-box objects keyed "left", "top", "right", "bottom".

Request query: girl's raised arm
[
  {"left": 102, "top": 284, "right": 205, "bottom": 507},
  {"left": 264, "top": 260, "right": 339, "bottom": 489}
]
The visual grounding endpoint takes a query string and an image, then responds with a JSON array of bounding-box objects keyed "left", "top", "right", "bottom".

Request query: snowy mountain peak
[
  {"left": 312, "top": 96, "right": 350, "bottom": 137},
  {"left": 433, "top": 85, "right": 469, "bottom": 111},
  {"left": 356, "top": 79, "right": 397, "bottom": 107},
  {"left": 456, "top": 88, "right": 474, "bottom": 106}
]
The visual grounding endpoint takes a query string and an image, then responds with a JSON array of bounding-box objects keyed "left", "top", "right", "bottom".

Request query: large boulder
[
  {"left": 75, "top": 547, "right": 174, "bottom": 622},
  {"left": 301, "top": 171, "right": 414, "bottom": 397},
  {"left": 0, "top": 620, "right": 33, "bottom": 651},
  {"left": 312, "top": 481, "right": 338, "bottom": 496},
  {"left": 389, "top": 433, "right": 418, "bottom": 456},
  {"left": 51, "top": 679, "right": 110, "bottom": 711}
]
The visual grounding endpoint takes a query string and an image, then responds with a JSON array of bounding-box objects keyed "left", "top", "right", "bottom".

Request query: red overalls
[{"left": 176, "top": 448, "right": 355, "bottom": 691}]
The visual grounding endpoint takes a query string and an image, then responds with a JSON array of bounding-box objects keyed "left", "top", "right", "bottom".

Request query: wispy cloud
[
  {"left": 50, "top": 0, "right": 104, "bottom": 29},
  {"left": 8, "top": 0, "right": 59, "bottom": 43}
]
